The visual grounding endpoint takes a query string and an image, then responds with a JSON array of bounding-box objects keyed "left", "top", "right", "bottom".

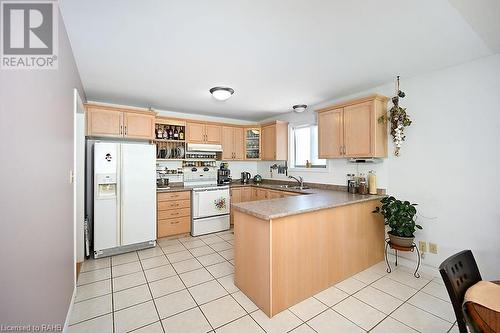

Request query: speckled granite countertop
[
  {"left": 231, "top": 186, "right": 386, "bottom": 220},
  {"left": 157, "top": 183, "right": 385, "bottom": 219}
]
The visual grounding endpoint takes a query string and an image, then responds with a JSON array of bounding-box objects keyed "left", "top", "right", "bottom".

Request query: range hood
[
  {"left": 348, "top": 158, "right": 383, "bottom": 163},
  {"left": 186, "top": 143, "right": 223, "bottom": 152}
]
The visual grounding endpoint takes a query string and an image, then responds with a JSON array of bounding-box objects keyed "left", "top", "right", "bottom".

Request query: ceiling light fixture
[
  {"left": 293, "top": 104, "right": 308, "bottom": 113},
  {"left": 209, "top": 86, "right": 234, "bottom": 101}
]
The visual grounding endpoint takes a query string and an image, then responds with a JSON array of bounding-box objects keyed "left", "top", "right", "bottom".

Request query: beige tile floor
[{"left": 68, "top": 230, "right": 459, "bottom": 333}]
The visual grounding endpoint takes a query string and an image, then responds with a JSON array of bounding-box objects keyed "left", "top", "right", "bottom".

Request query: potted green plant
[{"left": 373, "top": 196, "right": 422, "bottom": 247}]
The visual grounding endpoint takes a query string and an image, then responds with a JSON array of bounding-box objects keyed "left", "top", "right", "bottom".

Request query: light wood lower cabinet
[
  {"left": 230, "top": 188, "right": 242, "bottom": 225},
  {"left": 157, "top": 191, "right": 191, "bottom": 238},
  {"left": 234, "top": 199, "right": 384, "bottom": 317},
  {"left": 230, "top": 186, "right": 303, "bottom": 224},
  {"left": 241, "top": 187, "right": 252, "bottom": 202}
]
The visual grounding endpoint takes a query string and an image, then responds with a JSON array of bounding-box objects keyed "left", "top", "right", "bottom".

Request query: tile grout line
[
  {"left": 187, "top": 231, "right": 272, "bottom": 333},
  {"left": 110, "top": 255, "right": 116, "bottom": 333},
  {"left": 164, "top": 239, "right": 217, "bottom": 332},
  {"left": 188, "top": 235, "right": 246, "bottom": 331},
  {"left": 368, "top": 274, "right": 453, "bottom": 332},
  {"left": 76, "top": 230, "right": 451, "bottom": 333}
]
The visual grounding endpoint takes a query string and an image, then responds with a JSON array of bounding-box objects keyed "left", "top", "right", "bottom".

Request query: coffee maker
[{"left": 217, "top": 163, "right": 231, "bottom": 185}]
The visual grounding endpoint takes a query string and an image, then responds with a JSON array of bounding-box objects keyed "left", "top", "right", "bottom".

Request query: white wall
[
  {"left": 0, "top": 12, "right": 85, "bottom": 327},
  {"left": 258, "top": 54, "right": 500, "bottom": 278}
]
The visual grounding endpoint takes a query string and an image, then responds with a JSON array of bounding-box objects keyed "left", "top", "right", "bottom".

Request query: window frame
[{"left": 288, "top": 123, "right": 328, "bottom": 172}]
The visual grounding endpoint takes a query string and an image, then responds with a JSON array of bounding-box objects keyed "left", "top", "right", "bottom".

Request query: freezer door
[
  {"left": 121, "top": 143, "right": 156, "bottom": 246},
  {"left": 93, "top": 142, "right": 119, "bottom": 252},
  {"left": 193, "top": 188, "right": 230, "bottom": 218}
]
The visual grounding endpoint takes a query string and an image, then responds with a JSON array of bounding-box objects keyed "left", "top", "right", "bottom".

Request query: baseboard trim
[{"left": 62, "top": 285, "right": 77, "bottom": 333}]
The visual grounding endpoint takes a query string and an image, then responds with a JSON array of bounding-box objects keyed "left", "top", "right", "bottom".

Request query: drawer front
[
  {"left": 158, "top": 208, "right": 191, "bottom": 219},
  {"left": 157, "top": 216, "right": 190, "bottom": 237},
  {"left": 158, "top": 199, "right": 190, "bottom": 211},
  {"left": 157, "top": 191, "right": 190, "bottom": 202}
]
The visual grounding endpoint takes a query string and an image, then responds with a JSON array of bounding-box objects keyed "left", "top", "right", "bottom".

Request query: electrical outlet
[
  {"left": 419, "top": 241, "right": 427, "bottom": 253},
  {"left": 429, "top": 243, "right": 438, "bottom": 254}
]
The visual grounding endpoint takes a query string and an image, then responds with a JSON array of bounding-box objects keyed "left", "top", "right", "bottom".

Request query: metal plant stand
[{"left": 384, "top": 238, "right": 420, "bottom": 278}]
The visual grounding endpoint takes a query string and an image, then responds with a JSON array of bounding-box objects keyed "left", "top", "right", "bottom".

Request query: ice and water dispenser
[{"left": 94, "top": 143, "right": 118, "bottom": 200}]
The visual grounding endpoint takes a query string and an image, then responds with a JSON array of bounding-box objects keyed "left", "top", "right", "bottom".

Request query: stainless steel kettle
[{"left": 241, "top": 172, "right": 251, "bottom": 184}]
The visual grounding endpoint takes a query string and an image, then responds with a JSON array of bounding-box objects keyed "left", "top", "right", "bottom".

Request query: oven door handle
[{"left": 193, "top": 188, "right": 227, "bottom": 193}]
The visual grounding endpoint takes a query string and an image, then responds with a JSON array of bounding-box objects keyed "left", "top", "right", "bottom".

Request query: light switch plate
[
  {"left": 419, "top": 241, "right": 427, "bottom": 253},
  {"left": 429, "top": 243, "right": 438, "bottom": 254}
]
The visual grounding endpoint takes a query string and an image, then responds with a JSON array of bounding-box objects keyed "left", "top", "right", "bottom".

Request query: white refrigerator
[{"left": 93, "top": 142, "right": 156, "bottom": 258}]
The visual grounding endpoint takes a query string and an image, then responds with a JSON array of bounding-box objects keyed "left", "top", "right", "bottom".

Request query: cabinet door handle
[
  {"left": 343, "top": 145, "right": 346, "bottom": 155},
  {"left": 170, "top": 221, "right": 180, "bottom": 225},
  {"left": 124, "top": 126, "right": 127, "bottom": 135},
  {"left": 339, "top": 146, "right": 342, "bottom": 155},
  {"left": 120, "top": 125, "right": 123, "bottom": 135}
]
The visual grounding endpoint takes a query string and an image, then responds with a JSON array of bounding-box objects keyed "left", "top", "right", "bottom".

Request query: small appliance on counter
[
  {"left": 217, "top": 163, "right": 231, "bottom": 185},
  {"left": 253, "top": 174, "right": 262, "bottom": 184},
  {"left": 241, "top": 172, "right": 251, "bottom": 184}
]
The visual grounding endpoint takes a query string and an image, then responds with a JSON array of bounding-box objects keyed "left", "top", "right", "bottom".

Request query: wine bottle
[
  {"left": 179, "top": 127, "right": 184, "bottom": 140},
  {"left": 174, "top": 126, "right": 179, "bottom": 140},
  {"left": 169, "top": 126, "right": 174, "bottom": 139}
]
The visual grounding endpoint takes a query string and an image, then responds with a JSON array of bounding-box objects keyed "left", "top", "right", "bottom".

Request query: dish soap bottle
[{"left": 368, "top": 170, "right": 377, "bottom": 195}]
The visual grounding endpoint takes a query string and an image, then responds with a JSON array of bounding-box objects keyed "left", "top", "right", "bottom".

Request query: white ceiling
[{"left": 60, "top": 0, "right": 496, "bottom": 121}]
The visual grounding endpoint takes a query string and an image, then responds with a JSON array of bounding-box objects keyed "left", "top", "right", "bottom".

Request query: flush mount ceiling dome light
[
  {"left": 293, "top": 104, "right": 308, "bottom": 113},
  {"left": 209, "top": 86, "right": 234, "bottom": 101}
]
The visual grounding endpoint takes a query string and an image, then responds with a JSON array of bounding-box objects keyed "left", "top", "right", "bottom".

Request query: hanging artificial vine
[{"left": 379, "top": 76, "right": 412, "bottom": 156}]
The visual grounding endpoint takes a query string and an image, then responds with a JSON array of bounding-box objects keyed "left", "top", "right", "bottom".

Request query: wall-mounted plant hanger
[{"left": 379, "top": 76, "right": 413, "bottom": 156}]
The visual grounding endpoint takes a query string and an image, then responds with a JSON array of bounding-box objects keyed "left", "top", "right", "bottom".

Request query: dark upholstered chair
[{"left": 439, "top": 250, "right": 482, "bottom": 333}]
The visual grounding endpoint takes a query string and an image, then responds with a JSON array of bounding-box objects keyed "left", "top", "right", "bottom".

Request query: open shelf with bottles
[{"left": 155, "top": 117, "right": 187, "bottom": 160}]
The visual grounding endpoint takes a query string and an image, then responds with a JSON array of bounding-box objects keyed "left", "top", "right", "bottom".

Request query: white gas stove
[{"left": 183, "top": 151, "right": 230, "bottom": 236}]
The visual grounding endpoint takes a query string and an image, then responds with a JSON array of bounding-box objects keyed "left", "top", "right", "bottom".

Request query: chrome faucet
[{"left": 288, "top": 175, "right": 304, "bottom": 189}]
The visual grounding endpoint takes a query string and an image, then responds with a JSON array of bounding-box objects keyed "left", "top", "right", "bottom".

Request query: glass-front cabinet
[{"left": 245, "top": 128, "right": 261, "bottom": 159}]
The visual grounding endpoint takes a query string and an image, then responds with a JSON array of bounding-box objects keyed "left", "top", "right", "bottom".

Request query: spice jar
[{"left": 348, "top": 180, "right": 357, "bottom": 194}]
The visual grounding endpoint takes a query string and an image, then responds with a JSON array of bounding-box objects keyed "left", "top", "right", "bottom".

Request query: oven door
[{"left": 193, "top": 188, "right": 230, "bottom": 218}]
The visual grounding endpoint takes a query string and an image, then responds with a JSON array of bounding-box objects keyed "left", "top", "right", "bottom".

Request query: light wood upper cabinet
[
  {"left": 261, "top": 121, "right": 288, "bottom": 161},
  {"left": 233, "top": 127, "right": 244, "bottom": 159},
  {"left": 186, "top": 122, "right": 222, "bottom": 144},
  {"left": 205, "top": 124, "right": 222, "bottom": 144},
  {"left": 87, "top": 107, "right": 123, "bottom": 137},
  {"left": 317, "top": 95, "right": 388, "bottom": 158},
  {"left": 343, "top": 101, "right": 372, "bottom": 157},
  {"left": 123, "top": 112, "right": 155, "bottom": 140},
  {"left": 318, "top": 108, "right": 343, "bottom": 158},
  {"left": 222, "top": 126, "right": 244, "bottom": 160},
  {"left": 222, "top": 127, "right": 235, "bottom": 160},
  {"left": 86, "top": 104, "right": 155, "bottom": 140},
  {"left": 186, "top": 122, "right": 205, "bottom": 143}
]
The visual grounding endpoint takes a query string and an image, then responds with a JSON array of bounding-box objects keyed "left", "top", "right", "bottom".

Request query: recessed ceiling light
[
  {"left": 293, "top": 104, "right": 307, "bottom": 113},
  {"left": 209, "top": 87, "right": 234, "bottom": 101}
]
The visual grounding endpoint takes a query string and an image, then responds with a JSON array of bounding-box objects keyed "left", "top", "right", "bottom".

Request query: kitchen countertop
[
  {"left": 231, "top": 185, "right": 386, "bottom": 220},
  {"left": 157, "top": 183, "right": 385, "bottom": 220}
]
